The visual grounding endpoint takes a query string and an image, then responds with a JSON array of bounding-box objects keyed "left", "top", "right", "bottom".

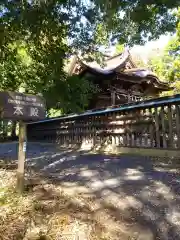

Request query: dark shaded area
[
  {"left": 0, "top": 135, "right": 18, "bottom": 143},
  {"left": 0, "top": 120, "right": 18, "bottom": 143},
  {"left": 0, "top": 142, "right": 180, "bottom": 239}
]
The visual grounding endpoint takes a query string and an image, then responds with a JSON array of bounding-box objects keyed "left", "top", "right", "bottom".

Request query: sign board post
[
  {"left": 0, "top": 91, "right": 46, "bottom": 193},
  {"left": 17, "top": 121, "right": 27, "bottom": 193}
]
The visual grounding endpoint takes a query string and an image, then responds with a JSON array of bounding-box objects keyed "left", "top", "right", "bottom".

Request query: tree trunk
[
  {"left": 2, "top": 120, "right": 8, "bottom": 140},
  {"left": 11, "top": 121, "right": 17, "bottom": 138}
]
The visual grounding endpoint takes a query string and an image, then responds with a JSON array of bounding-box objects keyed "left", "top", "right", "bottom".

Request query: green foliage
[
  {"left": 0, "top": 42, "right": 26, "bottom": 91},
  {"left": 101, "top": 0, "right": 178, "bottom": 46},
  {"left": 47, "top": 109, "right": 62, "bottom": 118},
  {"left": 0, "top": 0, "right": 179, "bottom": 118},
  {"left": 56, "top": 75, "right": 99, "bottom": 114},
  {"left": 0, "top": 0, "right": 179, "bottom": 51},
  {"left": 148, "top": 9, "right": 180, "bottom": 96},
  {"left": 115, "top": 44, "right": 125, "bottom": 54},
  {"left": 148, "top": 54, "right": 168, "bottom": 80},
  {"left": 0, "top": 40, "right": 97, "bottom": 114}
]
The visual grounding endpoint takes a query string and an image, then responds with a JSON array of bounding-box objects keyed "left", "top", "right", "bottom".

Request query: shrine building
[{"left": 68, "top": 50, "right": 171, "bottom": 110}]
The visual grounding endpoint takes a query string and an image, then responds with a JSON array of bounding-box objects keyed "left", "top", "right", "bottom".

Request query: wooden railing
[{"left": 27, "top": 94, "right": 180, "bottom": 151}]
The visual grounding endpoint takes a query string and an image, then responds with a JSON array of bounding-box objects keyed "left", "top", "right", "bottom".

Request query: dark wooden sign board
[
  {"left": 0, "top": 91, "right": 46, "bottom": 121},
  {"left": 0, "top": 91, "right": 46, "bottom": 192}
]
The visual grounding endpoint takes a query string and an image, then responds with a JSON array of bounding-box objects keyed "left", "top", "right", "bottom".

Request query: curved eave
[
  {"left": 77, "top": 49, "right": 133, "bottom": 73},
  {"left": 78, "top": 62, "right": 115, "bottom": 76},
  {"left": 121, "top": 69, "right": 171, "bottom": 91},
  {"left": 145, "top": 75, "right": 172, "bottom": 91},
  {"left": 116, "top": 72, "right": 171, "bottom": 91}
]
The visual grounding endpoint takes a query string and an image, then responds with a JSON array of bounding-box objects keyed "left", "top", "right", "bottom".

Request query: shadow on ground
[
  {"left": 1, "top": 142, "right": 180, "bottom": 239},
  {"left": 0, "top": 182, "right": 110, "bottom": 240}
]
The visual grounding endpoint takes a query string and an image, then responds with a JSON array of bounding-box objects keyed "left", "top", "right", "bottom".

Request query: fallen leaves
[{"left": 0, "top": 170, "right": 110, "bottom": 240}]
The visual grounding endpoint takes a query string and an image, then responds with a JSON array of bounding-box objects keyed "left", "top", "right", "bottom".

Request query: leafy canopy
[
  {"left": 0, "top": 1, "right": 179, "bottom": 114},
  {"left": 148, "top": 8, "right": 180, "bottom": 96},
  {"left": 0, "top": 0, "right": 179, "bottom": 50}
]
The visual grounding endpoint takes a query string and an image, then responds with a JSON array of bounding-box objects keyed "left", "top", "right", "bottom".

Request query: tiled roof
[{"left": 69, "top": 50, "right": 171, "bottom": 91}]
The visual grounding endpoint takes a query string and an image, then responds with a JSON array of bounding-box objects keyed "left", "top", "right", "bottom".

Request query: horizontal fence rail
[{"left": 27, "top": 94, "right": 180, "bottom": 150}]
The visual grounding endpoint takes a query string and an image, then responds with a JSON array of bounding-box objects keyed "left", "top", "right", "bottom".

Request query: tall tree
[
  {"left": 0, "top": 0, "right": 179, "bottom": 114},
  {"left": 148, "top": 8, "right": 180, "bottom": 96},
  {"left": 0, "top": 40, "right": 97, "bottom": 113},
  {"left": 0, "top": 1, "right": 179, "bottom": 51}
]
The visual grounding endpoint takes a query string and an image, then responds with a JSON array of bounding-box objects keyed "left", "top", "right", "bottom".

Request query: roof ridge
[{"left": 106, "top": 51, "right": 124, "bottom": 60}]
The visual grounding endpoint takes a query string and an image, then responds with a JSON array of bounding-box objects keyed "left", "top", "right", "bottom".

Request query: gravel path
[{"left": 1, "top": 142, "right": 180, "bottom": 239}]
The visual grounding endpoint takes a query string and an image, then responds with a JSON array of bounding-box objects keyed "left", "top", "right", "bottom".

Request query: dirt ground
[{"left": 1, "top": 142, "right": 180, "bottom": 239}]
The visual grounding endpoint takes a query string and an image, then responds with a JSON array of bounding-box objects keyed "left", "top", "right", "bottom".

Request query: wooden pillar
[
  {"left": 154, "top": 108, "right": 160, "bottom": 148},
  {"left": 111, "top": 91, "right": 116, "bottom": 106},
  {"left": 167, "top": 105, "right": 173, "bottom": 148},
  {"left": 160, "top": 106, "right": 167, "bottom": 148},
  {"left": 17, "top": 121, "right": 27, "bottom": 193},
  {"left": 149, "top": 108, "right": 154, "bottom": 147},
  {"left": 175, "top": 104, "right": 180, "bottom": 149}
]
